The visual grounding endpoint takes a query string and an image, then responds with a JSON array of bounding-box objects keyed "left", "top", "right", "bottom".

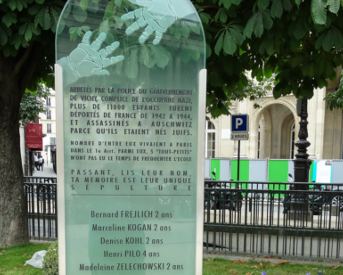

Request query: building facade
[
  {"left": 40, "top": 88, "right": 57, "bottom": 166},
  {"left": 206, "top": 87, "right": 343, "bottom": 160}
]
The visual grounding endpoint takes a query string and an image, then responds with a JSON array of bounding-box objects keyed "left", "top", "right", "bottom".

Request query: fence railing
[
  {"left": 204, "top": 180, "right": 343, "bottom": 260},
  {"left": 24, "top": 177, "right": 343, "bottom": 260},
  {"left": 24, "top": 177, "right": 57, "bottom": 241}
]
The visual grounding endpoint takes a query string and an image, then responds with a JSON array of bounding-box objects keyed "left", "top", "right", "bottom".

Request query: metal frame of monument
[{"left": 55, "top": 1, "right": 206, "bottom": 274}]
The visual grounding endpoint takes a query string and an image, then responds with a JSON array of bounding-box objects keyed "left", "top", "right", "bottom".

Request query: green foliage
[
  {"left": 311, "top": 0, "right": 328, "bottom": 24},
  {"left": 0, "top": 243, "right": 49, "bottom": 275},
  {"left": 204, "top": 258, "right": 343, "bottom": 275},
  {"left": 229, "top": 73, "right": 273, "bottom": 104},
  {"left": 271, "top": 0, "right": 283, "bottom": 18},
  {"left": 0, "top": 0, "right": 342, "bottom": 117},
  {"left": 69, "top": 25, "right": 90, "bottom": 41},
  {"left": 195, "top": 0, "right": 343, "bottom": 115},
  {"left": 311, "top": 0, "right": 342, "bottom": 24},
  {"left": 0, "top": 0, "right": 61, "bottom": 56},
  {"left": 326, "top": 71, "right": 343, "bottom": 109},
  {"left": 43, "top": 242, "right": 58, "bottom": 275},
  {"left": 2, "top": 243, "right": 343, "bottom": 275},
  {"left": 215, "top": 26, "right": 244, "bottom": 55},
  {"left": 20, "top": 83, "right": 49, "bottom": 125}
]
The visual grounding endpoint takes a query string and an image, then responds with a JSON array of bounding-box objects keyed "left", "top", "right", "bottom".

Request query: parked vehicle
[
  {"left": 205, "top": 178, "right": 243, "bottom": 211},
  {"left": 309, "top": 184, "right": 343, "bottom": 215},
  {"left": 283, "top": 177, "right": 343, "bottom": 215}
]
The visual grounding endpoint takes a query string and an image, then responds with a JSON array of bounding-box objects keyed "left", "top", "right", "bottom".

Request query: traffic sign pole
[
  {"left": 231, "top": 114, "right": 249, "bottom": 185},
  {"left": 237, "top": 140, "right": 240, "bottom": 185}
]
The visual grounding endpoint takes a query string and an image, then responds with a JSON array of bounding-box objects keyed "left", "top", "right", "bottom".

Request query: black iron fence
[
  {"left": 24, "top": 177, "right": 343, "bottom": 260},
  {"left": 24, "top": 177, "right": 57, "bottom": 240},
  {"left": 204, "top": 180, "right": 343, "bottom": 260}
]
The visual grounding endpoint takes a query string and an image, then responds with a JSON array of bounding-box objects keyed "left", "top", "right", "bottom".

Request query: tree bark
[{"left": 0, "top": 59, "right": 28, "bottom": 247}]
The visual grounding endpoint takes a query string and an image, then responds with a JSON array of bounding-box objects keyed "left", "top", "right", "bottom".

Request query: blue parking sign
[{"left": 231, "top": 114, "right": 249, "bottom": 132}]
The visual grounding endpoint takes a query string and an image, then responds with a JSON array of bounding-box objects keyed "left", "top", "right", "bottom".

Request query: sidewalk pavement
[{"left": 32, "top": 164, "right": 56, "bottom": 178}]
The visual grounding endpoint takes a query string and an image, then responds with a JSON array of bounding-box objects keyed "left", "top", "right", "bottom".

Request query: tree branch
[
  {"left": 14, "top": 45, "right": 34, "bottom": 76},
  {"left": 19, "top": 45, "right": 41, "bottom": 93}
]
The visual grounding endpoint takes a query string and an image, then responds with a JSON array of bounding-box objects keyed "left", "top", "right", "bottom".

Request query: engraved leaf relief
[
  {"left": 121, "top": 0, "right": 195, "bottom": 45},
  {"left": 121, "top": 0, "right": 178, "bottom": 45},
  {"left": 58, "top": 31, "right": 124, "bottom": 85},
  {"left": 57, "top": 0, "right": 200, "bottom": 84}
]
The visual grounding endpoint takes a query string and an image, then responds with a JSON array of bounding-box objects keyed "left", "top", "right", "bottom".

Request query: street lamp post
[
  {"left": 294, "top": 98, "right": 311, "bottom": 187},
  {"left": 289, "top": 98, "right": 312, "bottom": 218}
]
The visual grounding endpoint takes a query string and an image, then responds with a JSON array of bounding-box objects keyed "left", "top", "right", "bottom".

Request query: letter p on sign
[{"left": 235, "top": 118, "right": 243, "bottom": 130}]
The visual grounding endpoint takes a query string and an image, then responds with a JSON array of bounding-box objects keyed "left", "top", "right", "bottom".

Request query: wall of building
[
  {"left": 323, "top": 108, "right": 343, "bottom": 159},
  {"left": 19, "top": 126, "right": 25, "bottom": 172},
  {"left": 39, "top": 88, "right": 56, "bottom": 166},
  {"left": 207, "top": 88, "right": 339, "bottom": 160}
]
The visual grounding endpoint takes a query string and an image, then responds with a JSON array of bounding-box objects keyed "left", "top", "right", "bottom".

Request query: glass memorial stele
[{"left": 55, "top": 0, "right": 206, "bottom": 274}]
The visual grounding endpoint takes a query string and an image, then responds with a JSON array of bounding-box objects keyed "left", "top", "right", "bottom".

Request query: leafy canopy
[
  {"left": 326, "top": 70, "right": 343, "bottom": 109},
  {"left": 195, "top": 0, "right": 343, "bottom": 115},
  {"left": 0, "top": 0, "right": 342, "bottom": 117},
  {"left": 0, "top": 0, "right": 61, "bottom": 57},
  {"left": 19, "top": 84, "right": 50, "bottom": 125}
]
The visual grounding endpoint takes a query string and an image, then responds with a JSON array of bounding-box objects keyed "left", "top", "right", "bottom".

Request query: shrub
[{"left": 43, "top": 242, "right": 58, "bottom": 275}]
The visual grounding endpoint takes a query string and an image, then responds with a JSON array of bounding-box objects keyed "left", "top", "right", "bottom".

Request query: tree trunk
[{"left": 0, "top": 62, "right": 28, "bottom": 247}]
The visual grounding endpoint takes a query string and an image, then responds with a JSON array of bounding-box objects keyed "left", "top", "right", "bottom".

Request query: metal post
[
  {"left": 289, "top": 98, "right": 311, "bottom": 219},
  {"left": 294, "top": 98, "right": 311, "bottom": 188},
  {"left": 237, "top": 140, "right": 241, "bottom": 181},
  {"left": 28, "top": 150, "right": 33, "bottom": 176}
]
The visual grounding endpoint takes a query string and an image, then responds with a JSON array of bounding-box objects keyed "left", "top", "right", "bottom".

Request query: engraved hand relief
[
  {"left": 58, "top": 31, "right": 124, "bottom": 85},
  {"left": 121, "top": 0, "right": 194, "bottom": 45}
]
